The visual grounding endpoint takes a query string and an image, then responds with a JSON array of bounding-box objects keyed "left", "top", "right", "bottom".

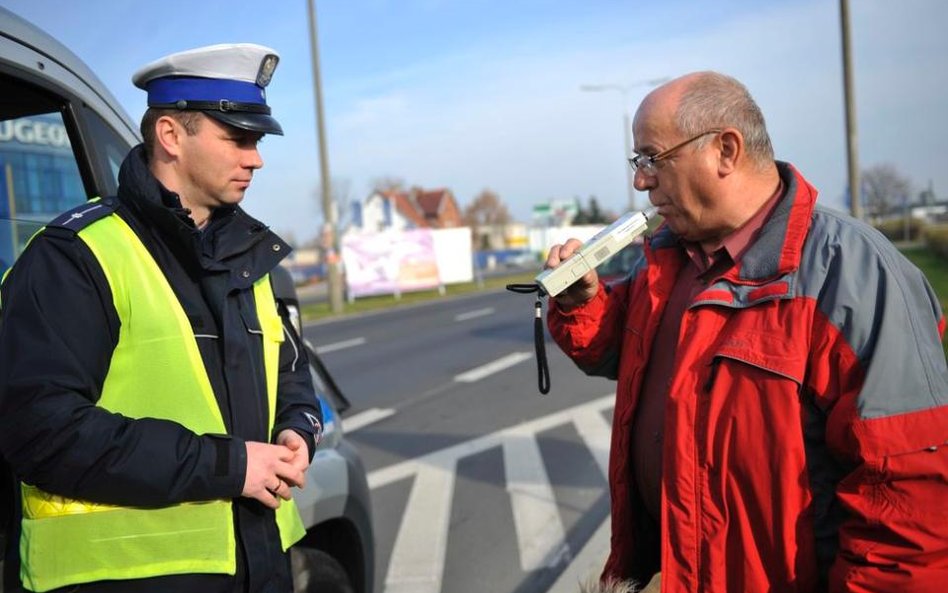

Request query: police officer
[{"left": 0, "top": 44, "right": 322, "bottom": 593}]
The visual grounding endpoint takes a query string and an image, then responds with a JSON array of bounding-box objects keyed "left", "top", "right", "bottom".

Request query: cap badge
[{"left": 256, "top": 54, "right": 279, "bottom": 87}]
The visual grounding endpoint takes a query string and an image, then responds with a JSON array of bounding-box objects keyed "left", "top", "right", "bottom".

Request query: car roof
[{"left": 0, "top": 6, "right": 140, "bottom": 146}]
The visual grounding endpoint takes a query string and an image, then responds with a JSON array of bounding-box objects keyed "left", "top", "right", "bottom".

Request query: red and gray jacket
[{"left": 549, "top": 162, "right": 948, "bottom": 593}]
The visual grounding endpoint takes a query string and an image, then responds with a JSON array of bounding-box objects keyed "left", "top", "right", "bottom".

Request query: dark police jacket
[{"left": 0, "top": 145, "right": 321, "bottom": 593}]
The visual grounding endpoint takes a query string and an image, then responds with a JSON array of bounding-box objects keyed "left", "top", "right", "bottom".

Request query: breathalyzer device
[{"left": 534, "top": 206, "right": 658, "bottom": 297}]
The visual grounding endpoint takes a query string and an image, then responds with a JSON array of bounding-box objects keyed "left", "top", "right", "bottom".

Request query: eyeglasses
[{"left": 628, "top": 129, "right": 722, "bottom": 176}]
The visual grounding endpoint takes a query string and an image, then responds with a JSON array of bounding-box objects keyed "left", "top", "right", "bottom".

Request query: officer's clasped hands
[{"left": 242, "top": 438, "right": 309, "bottom": 509}]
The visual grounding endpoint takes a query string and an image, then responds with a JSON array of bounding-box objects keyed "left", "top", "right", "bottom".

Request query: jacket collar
[
  {"left": 737, "top": 162, "right": 817, "bottom": 281},
  {"left": 649, "top": 161, "right": 818, "bottom": 282},
  {"left": 116, "top": 145, "right": 290, "bottom": 286}
]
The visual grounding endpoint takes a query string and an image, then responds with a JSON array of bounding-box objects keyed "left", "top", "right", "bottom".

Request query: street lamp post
[
  {"left": 581, "top": 78, "right": 669, "bottom": 212},
  {"left": 307, "top": 0, "right": 344, "bottom": 313},
  {"left": 839, "top": 0, "right": 862, "bottom": 220}
]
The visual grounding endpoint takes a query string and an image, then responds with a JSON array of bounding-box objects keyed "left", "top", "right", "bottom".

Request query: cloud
[
  {"left": 298, "top": 0, "right": 947, "bottom": 234},
  {"left": 5, "top": 0, "right": 945, "bottom": 242}
]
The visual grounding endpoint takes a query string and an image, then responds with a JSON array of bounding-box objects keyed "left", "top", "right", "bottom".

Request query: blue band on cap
[{"left": 146, "top": 77, "right": 266, "bottom": 106}]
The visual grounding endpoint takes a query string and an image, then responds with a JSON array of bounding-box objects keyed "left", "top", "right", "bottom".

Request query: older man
[{"left": 546, "top": 72, "right": 948, "bottom": 592}]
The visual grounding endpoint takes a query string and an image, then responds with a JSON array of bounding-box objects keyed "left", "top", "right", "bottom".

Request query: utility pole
[
  {"left": 580, "top": 77, "right": 669, "bottom": 212},
  {"left": 840, "top": 0, "right": 862, "bottom": 220},
  {"left": 307, "top": 0, "right": 344, "bottom": 312}
]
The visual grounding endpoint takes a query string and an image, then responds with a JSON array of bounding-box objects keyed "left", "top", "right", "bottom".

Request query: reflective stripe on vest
[{"left": 19, "top": 213, "right": 305, "bottom": 592}]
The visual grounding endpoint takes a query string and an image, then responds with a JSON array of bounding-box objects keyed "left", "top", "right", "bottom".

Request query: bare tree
[
  {"left": 462, "top": 189, "right": 511, "bottom": 227},
  {"left": 462, "top": 189, "right": 511, "bottom": 250},
  {"left": 370, "top": 175, "right": 406, "bottom": 193},
  {"left": 312, "top": 176, "right": 353, "bottom": 240},
  {"left": 862, "top": 163, "right": 912, "bottom": 219}
]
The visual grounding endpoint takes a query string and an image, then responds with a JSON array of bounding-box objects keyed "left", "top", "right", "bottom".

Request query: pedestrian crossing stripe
[{"left": 368, "top": 394, "right": 614, "bottom": 593}]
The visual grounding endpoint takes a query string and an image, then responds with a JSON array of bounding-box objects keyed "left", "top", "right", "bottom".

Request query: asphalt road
[{"left": 302, "top": 288, "right": 617, "bottom": 593}]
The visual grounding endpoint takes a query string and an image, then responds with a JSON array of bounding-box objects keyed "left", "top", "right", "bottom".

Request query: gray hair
[{"left": 675, "top": 72, "right": 774, "bottom": 169}]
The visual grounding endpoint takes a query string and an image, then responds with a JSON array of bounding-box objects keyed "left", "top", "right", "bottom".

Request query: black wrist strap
[{"left": 506, "top": 283, "right": 551, "bottom": 395}]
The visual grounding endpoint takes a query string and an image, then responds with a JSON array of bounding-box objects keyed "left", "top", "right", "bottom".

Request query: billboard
[{"left": 341, "top": 227, "right": 473, "bottom": 299}]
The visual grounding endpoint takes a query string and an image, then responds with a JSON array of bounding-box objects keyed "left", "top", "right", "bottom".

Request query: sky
[{"left": 3, "top": 0, "right": 947, "bottom": 245}]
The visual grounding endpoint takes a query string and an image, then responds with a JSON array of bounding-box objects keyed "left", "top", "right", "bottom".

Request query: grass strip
[{"left": 300, "top": 271, "right": 537, "bottom": 322}]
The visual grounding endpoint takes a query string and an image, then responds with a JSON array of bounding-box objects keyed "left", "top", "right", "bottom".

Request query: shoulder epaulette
[{"left": 46, "top": 197, "right": 119, "bottom": 234}]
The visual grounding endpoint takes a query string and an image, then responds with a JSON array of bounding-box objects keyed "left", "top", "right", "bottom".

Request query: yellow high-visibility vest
[{"left": 18, "top": 211, "right": 305, "bottom": 592}]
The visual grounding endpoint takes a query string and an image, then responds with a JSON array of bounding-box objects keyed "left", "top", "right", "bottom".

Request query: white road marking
[
  {"left": 572, "top": 406, "right": 613, "bottom": 478},
  {"left": 454, "top": 351, "right": 532, "bottom": 383},
  {"left": 504, "top": 426, "right": 568, "bottom": 571},
  {"left": 342, "top": 407, "right": 396, "bottom": 433},
  {"left": 369, "top": 395, "right": 615, "bottom": 593},
  {"left": 314, "top": 337, "right": 366, "bottom": 354},
  {"left": 453, "top": 307, "right": 495, "bottom": 322},
  {"left": 369, "top": 394, "right": 614, "bottom": 488},
  {"left": 383, "top": 458, "right": 456, "bottom": 593}
]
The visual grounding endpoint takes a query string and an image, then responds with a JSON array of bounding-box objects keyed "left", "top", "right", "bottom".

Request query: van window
[
  {"left": 83, "top": 108, "right": 133, "bottom": 195},
  {"left": 0, "top": 113, "right": 84, "bottom": 218},
  {"left": 0, "top": 74, "right": 89, "bottom": 275}
]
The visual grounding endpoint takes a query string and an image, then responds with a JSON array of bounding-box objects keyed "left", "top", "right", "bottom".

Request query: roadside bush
[
  {"left": 923, "top": 223, "right": 948, "bottom": 261},
  {"left": 873, "top": 217, "right": 926, "bottom": 242}
]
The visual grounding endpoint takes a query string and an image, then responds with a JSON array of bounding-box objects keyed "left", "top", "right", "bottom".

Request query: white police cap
[{"left": 132, "top": 43, "right": 283, "bottom": 135}]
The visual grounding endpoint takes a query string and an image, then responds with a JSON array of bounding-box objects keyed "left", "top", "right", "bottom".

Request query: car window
[
  {"left": 0, "top": 73, "right": 90, "bottom": 274},
  {"left": 0, "top": 112, "right": 85, "bottom": 216},
  {"left": 82, "top": 108, "right": 132, "bottom": 195},
  {"left": 596, "top": 242, "right": 644, "bottom": 282},
  {"left": 0, "top": 218, "right": 45, "bottom": 278},
  {"left": 0, "top": 111, "right": 86, "bottom": 276}
]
